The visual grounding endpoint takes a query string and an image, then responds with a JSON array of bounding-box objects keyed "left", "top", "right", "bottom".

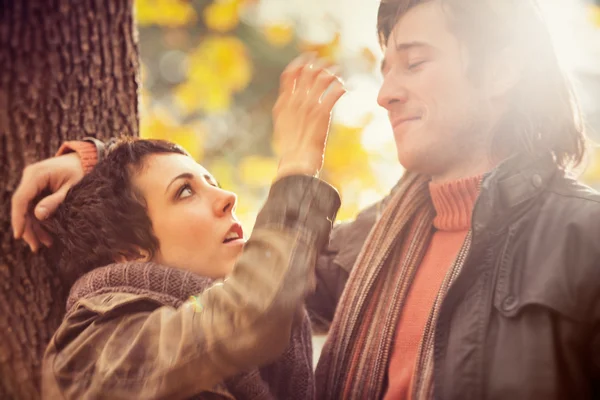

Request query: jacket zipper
[{"left": 432, "top": 174, "right": 490, "bottom": 400}]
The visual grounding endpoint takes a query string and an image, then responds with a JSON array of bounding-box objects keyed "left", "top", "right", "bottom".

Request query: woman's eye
[{"left": 178, "top": 184, "right": 193, "bottom": 199}]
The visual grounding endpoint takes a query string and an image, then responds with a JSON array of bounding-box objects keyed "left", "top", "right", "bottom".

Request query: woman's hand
[
  {"left": 273, "top": 54, "right": 346, "bottom": 179},
  {"left": 11, "top": 153, "right": 84, "bottom": 252}
]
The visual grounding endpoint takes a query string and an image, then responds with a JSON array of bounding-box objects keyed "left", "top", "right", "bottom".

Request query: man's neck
[{"left": 430, "top": 156, "right": 497, "bottom": 183}]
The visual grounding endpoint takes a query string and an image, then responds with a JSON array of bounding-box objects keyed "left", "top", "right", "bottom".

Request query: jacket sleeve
[
  {"left": 56, "top": 138, "right": 109, "bottom": 172},
  {"left": 42, "top": 175, "right": 340, "bottom": 400},
  {"left": 305, "top": 185, "right": 399, "bottom": 333}
]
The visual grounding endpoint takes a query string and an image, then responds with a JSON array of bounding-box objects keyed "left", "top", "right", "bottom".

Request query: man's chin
[{"left": 396, "top": 148, "right": 426, "bottom": 172}]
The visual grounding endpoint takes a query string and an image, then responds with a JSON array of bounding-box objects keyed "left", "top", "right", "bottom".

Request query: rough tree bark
[{"left": 0, "top": 1, "right": 139, "bottom": 398}]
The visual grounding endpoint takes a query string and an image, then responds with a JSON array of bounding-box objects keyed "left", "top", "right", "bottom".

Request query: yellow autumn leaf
[
  {"left": 175, "top": 80, "right": 232, "bottom": 114},
  {"left": 187, "top": 62, "right": 216, "bottom": 85},
  {"left": 263, "top": 23, "right": 295, "bottom": 47},
  {"left": 168, "top": 126, "right": 204, "bottom": 161},
  {"left": 589, "top": 5, "right": 600, "bottom": 27},
  {"left": 325, "top": 124, "right": 369, "bottom": 170},
  {"left": 140, "top": 88, "right": 152, "bottom": 113},
  {"left": 136, "top": 0, "right": 197, "bottom": 27},
  {"left": 202, "top": 83, "right": 233, "bottom": 112},
  {"left": 233, "top": 189, "right": 260, "bottom": 232},
  {"left": 583, "top": 147, "right": 600, "bottom": 183},
  {"left": 239, "top": 156, "right": 278, "bottom": 187},
  {"left": 361, "top": 47, "right": 379, "bottom": 71},
  {"left": 204, "top": 0, "right": 241, "bottom": 33},
  {"left": 207, "top": 159, "right": 237, "bottom": 191},
  {"left": 141, "top": 111, "right": 172, "bottom": 140},
  {"left": 336, "top": 201, "right": 360, "bottom": 222},
  {"left": 190, "top": 36, "right": 252, "bottom": 92},
  {"left": 177, "top": 35, "right": 252, "bottom": 113},
  {"left": 299, "top": 33, "right": 341, "bottom": 62},
  {"left": 174, "top": 81, "right": 201, "bottom": 113},
  {"left": 320, "top": 122, "right": 375, "bottom": 191},
  {"left": 140, "top": 112, "right": 204, "bottom": 161}
]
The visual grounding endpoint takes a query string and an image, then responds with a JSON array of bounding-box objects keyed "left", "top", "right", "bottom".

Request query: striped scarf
[{"left": 315, "top": 172, "right": 472, "bottom": 399}]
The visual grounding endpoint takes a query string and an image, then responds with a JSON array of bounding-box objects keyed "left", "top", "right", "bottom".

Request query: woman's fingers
[
  {"left": 294, "top": 58, "right": 334, "bottom": 95},
  {"left": 21, "top": 217, "right": 41, "bottom": 253},
  {"left": 34, "top": 184, "right": 70, "bottom": 221},
  {"left": 310, "top": 70, "right": 342, "bottom": 102},
  {"left": 32, "top": 221, "right": 53, "bottom": 248},
  {"left": 279, "top": 53, "right": 315, "bottom": 95},
  {"left": 319, "top": 79, "right": 346, "bottom": 111},
  {"left": 319, "top": 80, "right": 346, "bottom": 120}
]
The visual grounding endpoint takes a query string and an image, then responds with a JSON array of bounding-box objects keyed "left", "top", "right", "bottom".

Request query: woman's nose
[{"left": 214, "top": 190, "right": 237, "bottom": 216}]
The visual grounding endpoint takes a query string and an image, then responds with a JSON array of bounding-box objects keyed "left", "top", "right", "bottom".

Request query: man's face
[{"left": 378, "top": 2, "right": 493, "bottom": 181}]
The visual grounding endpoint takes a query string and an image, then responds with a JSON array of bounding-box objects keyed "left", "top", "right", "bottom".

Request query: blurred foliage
[
  {"left": 135, "top": 0, "right": 391, "bottom": 229},
  {"left": 136, "top": 0, "right": 600, "bottom": 229},
  {"left": 591, "top": 4, "right": 600, "bottom": 26}
]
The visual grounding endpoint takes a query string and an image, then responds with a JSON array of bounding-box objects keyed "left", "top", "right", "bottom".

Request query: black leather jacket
[{"left": 309, "top": 155, "right": 600, "bottom": 399}]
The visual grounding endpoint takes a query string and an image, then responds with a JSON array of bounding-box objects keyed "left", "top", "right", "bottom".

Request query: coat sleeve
[
  {"left": 305, "top": 185, "right": 398, "bottom": 333},
  {"left": 42, "top": 175, "right": 340, "bottom": 400}
]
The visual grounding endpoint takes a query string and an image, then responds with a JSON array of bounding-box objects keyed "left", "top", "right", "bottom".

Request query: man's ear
[{"left": 485, "top": 46, "right": 523, "bottom": 99}]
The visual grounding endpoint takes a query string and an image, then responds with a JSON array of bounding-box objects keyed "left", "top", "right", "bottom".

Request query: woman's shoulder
[
  {"left": 71, "top": 291, "right": 167, "bottom": 317},
  {"left": 42, "top": 291, "right": 183, "bottom": 398},
  {"left": 53, "top": 291, "right": 166, "bottom": 350}
]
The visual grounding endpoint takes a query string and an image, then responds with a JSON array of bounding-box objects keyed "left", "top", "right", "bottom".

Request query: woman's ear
[
  {"left": 114, "top": 248, "right": 151, "bottom": 263},
  {"left": 135, "top": 249, "right": 151, "bottom": 262}
]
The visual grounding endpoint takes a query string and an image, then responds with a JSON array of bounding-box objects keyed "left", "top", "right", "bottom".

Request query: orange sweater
[{"left": 383, "top": 175, "right": 481, "bottom": 400}]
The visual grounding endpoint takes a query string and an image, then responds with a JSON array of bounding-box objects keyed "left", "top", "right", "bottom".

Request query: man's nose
[{"left": 377, "top": 71, "right": 409, "bottom": 110}]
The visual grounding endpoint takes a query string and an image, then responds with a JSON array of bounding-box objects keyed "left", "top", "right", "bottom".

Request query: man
[{"left": 11, "top": 0, "right": 600, "bottom": 399}]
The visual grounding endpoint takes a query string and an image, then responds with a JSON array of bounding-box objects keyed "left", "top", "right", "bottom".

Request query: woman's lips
[
  {"left": 224, "top": 238, "right": 246, "bottom": 247},
  {"left": 223, "top": 222, "right": 245, "bottom": 245}
]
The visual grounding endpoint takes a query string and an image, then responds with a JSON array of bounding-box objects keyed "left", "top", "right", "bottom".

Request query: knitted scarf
[
  {"left": 67, "top": 261, "right": 314, "bottom": 400},
  {"left": 316, "top": 172, "right": 472, "bottom": 399}
]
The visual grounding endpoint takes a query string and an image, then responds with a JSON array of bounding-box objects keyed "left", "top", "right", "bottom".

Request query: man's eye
[
  {"left": 177, "top": 184, "right": 193, "bottom": 199},
  {"left": 407, "top": 60, "right": 426, "bottom": 70}
]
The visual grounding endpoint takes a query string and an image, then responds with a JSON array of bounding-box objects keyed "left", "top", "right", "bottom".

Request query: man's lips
[{"left": 390, "top": 116, "right": 421, "bottom": 129}]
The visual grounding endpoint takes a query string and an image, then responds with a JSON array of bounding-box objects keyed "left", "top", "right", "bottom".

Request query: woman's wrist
[{"left": 276, "top": 156, "right": 322, "bottom": 180}]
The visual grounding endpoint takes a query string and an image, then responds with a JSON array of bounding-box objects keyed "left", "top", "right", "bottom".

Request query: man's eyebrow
[
  {"left": 165, "top": 172, "right": 193, "bottom": 193},
  {"left": 395, "top": 41, "right": 432, "bottom": 52}
]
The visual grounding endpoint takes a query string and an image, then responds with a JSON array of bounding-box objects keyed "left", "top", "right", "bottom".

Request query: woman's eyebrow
[
  {"left": 204, "top": 174, "right": 221, "bottom": 188},
  {"left": 165, "top": 173, "right": 194, "bottom": 193}
]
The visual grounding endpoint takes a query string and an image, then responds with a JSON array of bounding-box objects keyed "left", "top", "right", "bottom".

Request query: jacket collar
[{"left": 475, "top": 153, "right": 560, "bottom": 233}]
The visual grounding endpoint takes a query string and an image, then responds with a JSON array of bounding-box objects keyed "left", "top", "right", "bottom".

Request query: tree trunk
[{"left": 0, "top": 1, "right": 139, "bottom": 398}]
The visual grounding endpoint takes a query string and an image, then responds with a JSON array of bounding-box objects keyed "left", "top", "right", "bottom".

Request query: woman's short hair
[{"left": 44, "top": 137, "right": 188, "bottom": 286}]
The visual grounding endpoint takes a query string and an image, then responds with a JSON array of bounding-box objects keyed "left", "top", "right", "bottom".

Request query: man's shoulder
[
  {"left": 527, "top": 174, "right": 600, "bottom": 274},
  {"left": 548, "top": 174, "right": 600, "bottom": 202},
  {"left": 505, "top": 176, "right": 600, "bottom": 321},
  {"left": 543, "top": 175, "right": 600, "bottom": 229}
]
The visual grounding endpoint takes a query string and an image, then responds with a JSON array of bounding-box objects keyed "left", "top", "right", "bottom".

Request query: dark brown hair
[
  {"left": 44, "top": 137, "right": 188, "bottom": 286},
  {"left": 377, "top": 0, "right": 586, "bottom": 168}
]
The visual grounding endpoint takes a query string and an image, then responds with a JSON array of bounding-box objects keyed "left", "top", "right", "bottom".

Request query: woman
[{"left": 40, "top": 57, "right": 345, "bottom": 399}]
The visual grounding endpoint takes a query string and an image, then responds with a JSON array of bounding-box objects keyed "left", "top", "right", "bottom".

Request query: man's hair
[
  {"left": 44, "top": 138, "right": 188, "bottom": 286},
  {"left": 377, "top": 0, "right": 586, "bottom": 168}
]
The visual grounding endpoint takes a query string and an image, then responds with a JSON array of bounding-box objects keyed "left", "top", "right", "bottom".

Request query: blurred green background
[{"left": 137, "top": 0, "right": 600, "bottom": 230}]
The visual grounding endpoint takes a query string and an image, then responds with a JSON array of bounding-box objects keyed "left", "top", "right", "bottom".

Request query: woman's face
[{"left": 131, "top": 153, "right": 245, "bottom": 278}]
